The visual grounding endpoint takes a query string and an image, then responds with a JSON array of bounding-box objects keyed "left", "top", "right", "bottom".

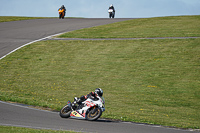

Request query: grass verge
[
  {"left": 0, "top": 16, "right": 54, "bottom": 22},
  {"left": 0, "top": 126, "right": 78, "bottom": 133},
  {"left": 58, "top": 15, "right": 200, "bottom": 38},
  {"left": 0, "top": 39, "right": 199, "bottom": 129}
]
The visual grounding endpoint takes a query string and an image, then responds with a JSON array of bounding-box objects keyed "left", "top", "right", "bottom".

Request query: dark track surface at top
[{"left": 0, "top": 18, "right": 133, "bottom": 58}]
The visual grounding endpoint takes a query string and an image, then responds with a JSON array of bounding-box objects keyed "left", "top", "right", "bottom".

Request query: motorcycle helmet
[
  {"left": 95, "top": 88, "right": 103, "bottom": 97},
  {"left": 110, "top": 4, "right": 113, "bottom": 7}
]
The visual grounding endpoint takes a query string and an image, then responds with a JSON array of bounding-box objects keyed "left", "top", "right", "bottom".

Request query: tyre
[
  {"left": 59, "top": 14, "right": 61, "bottom": 19},
  {"left": 61, "top": 13, "right": 64, "bottom": 19},
  {"left": 112, "top": 14, "right": 115, "bottom": 18},
  {"left": 109, "top": 13, "right": 112, "bottom": 18},
  {"left": 86, "top": 107, "right": 102, "bottom": 121},
  {"left": 59, "top": 105, "right": 71, "bottom": 118}
]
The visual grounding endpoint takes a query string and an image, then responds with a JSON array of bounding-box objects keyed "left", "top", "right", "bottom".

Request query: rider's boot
[
  {"left": 72, "top": 97, "right": 82, "bottom": 110},
  {"left": 71, "top": 101, "right": 77, "bottom": 110}
]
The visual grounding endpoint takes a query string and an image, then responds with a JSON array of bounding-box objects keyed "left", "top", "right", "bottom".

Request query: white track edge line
[
  {"left": 0, "top": 101, "right": 58, "bottom": 114},
  {"left": 0, "top": 32, "right": 66, "bottom": 60}
]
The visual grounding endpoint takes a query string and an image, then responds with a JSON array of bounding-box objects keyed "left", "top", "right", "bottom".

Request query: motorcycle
[
  {"left": 108, "top": 9, "right": 115, "bottom": 18},
  {"left": 60, "top": 96, "right": 105, "bottom": 121},
  {"left": 58, "top": 8, "right": 65, "bottom": 19}
]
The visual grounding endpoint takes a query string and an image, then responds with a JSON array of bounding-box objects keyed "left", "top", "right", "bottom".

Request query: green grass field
[
  {"left": 0, "top": 126, "right": 78, "bottom": 133},
  {"left": 0, "top": 16, "right": 200, "bottom": 129},
  {"left": 59, "top": 15, "right": 200, "bottom": 38},
  {"left": 0, "top": 16, "right": 53, "bottom": 22}
]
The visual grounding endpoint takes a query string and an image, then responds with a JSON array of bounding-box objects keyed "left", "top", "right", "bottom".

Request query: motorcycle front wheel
[
  {"left": 59, "top": 105, "right": 71, "bottom": 118},
  {"left": 109, "top": 13, "right": 112, "bottom": 18},
  {"left": 59, "top": 14, "right": 61, "bottom": 19},
  {"left": 86, "top": 107, "right": 102, "bottom": 121}
]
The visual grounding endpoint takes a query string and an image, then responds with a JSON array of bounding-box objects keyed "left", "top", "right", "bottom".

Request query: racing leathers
[
  {"left": 72, "top": 92, "right": 98, "bottom": 109},
  {"left": 109, "top": 5, "right": 115, "bottom": 12},
  {"left": 79, "top": 92, "right": 98, "bottom": 102}
]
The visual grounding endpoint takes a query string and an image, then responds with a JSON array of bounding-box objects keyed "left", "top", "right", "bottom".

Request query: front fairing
[
  {"left": 70, "top": 110, "right": 86, "bottom": 119},
  {"left": 67, "top": 101, "right": 72, "bottom": 107},
  {"left": 108, "top": 9, "right": 114, "bottom": 13}
]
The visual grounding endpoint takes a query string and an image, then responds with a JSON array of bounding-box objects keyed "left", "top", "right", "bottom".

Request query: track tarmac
[{"left": 0, "top": 101, "right": 197, "bottom": 133}]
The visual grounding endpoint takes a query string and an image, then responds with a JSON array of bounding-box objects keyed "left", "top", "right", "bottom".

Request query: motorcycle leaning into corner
[
  {"left": 58, "top": 8, "right": 65, "bottom": 19},
  {"left": 59, "top": 95, "right": 105, "bottom": 121}
]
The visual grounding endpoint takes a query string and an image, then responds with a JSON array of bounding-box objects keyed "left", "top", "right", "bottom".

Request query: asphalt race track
[
  {"left": 0, "top": 101, "right": 197, "bottom": 133},
  {"left": 0, "top": 18, "right": 199, "bottom": 133},
  {"left": 0, "top": 18, "right": 132, "bottom": 59}
]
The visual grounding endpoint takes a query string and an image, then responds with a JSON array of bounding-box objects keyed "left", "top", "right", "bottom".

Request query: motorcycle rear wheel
[
  {"left": 86, "top": 107, "right": 102, "bottom": 121},
  {"left": 112, "top": 14, "right": 115, "bottom": 18},
  {"left": 59, "top": 105, "right": 71, "bottom": 118}
]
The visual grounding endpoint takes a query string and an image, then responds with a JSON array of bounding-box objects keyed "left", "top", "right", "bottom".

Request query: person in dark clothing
[
  {"left": 72, "top": 88, "right": 103, "bottom": 109},
  {"left": 109, "top": 4, "right": 115, "bottom": 12},
  {"left": 108, "top": 4, "right": 115, "bottom": 18}
]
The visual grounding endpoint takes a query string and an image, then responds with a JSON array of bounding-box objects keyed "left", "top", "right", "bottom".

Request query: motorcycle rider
[
  {"left": 109, "top": 4, "right": 115, "bottom": 12},
  {"left": 58, "top": 5, "right": 66, "bottom": 16},
  {"left": 108, "top": 4, "right": 115, "bottom": 18},
  {"left": 72, "top": 88, "right": 103, "bottom": 109}
]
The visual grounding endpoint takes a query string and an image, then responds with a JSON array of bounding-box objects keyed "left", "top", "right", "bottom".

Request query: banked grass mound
[
  {"left": 0, "top": 39, "right": 199, "bottom": 129},
  {"left": 59, "top": 15, "right": 200, "bottom": 38},
  {"left": 0, "top": 16, "right": 199, "bottom": 129}
]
